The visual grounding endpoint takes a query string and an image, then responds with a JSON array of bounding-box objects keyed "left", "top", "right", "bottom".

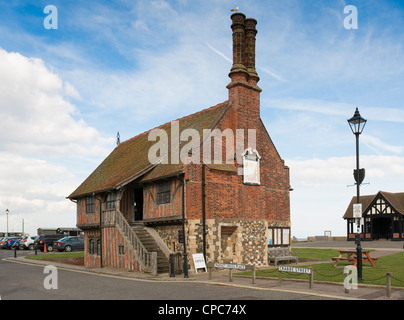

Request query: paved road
[
  {"left": 2, "top": 243, "right": 403, "bottom": 304},
  {"left": 0, "top": 251, "right": 335, "bottom": 301}
]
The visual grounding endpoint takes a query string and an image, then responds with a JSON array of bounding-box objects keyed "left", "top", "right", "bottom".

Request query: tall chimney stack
[
  {"left": 244, "top": 18, "right": 259, "bottom": 84},
  {"left": 227, "top": 12, "right": 262, "bottom": 132},
  {"left": 228, "top": 13, "right": 260, "bottom": 85},
  {"left": 228, "top": 13, "right": 248, "bottom": 81}
]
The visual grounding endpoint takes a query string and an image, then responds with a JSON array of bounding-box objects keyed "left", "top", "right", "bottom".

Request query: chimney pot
[
  {"left": 229, "top": 13, "right": 248, "bottom": 79},
  {"left": 244, "top": 18, "right": 259, "bottom": 83}
]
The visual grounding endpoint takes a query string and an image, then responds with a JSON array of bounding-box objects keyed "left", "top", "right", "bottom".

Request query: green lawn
[
  {"left": 26, "top": 252, "right": 84, "bottom": 260},
  {"left": 237, "top": 249, "right": 404, "bottom": 287}
]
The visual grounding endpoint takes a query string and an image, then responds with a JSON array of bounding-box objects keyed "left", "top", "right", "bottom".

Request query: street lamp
[
  {"left": 347, "top": 107, "right": 367, "bottom": 282},
  {"left": 5, "top": 209, "right": 9, "bottom": 237}
]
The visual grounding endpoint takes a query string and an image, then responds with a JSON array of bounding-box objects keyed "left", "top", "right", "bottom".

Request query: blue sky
[{"left": 0, "top": 0, "right": 403, "bottom": 238}]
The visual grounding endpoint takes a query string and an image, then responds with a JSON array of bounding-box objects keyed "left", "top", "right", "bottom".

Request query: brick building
[{"left": 68, "top": 12, "right": 291, "bottom": 275}]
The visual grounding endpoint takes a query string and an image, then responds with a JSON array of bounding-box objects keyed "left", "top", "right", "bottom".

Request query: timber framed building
[
  {"left": 68, "top": 13, "right": 291, "bottom": 275},
  {"left": 343, "top": 191, "right": 404, "bottom": 241}
]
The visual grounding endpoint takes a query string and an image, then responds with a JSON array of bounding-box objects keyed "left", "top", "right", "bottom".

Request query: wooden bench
[{"left": 268, "top": 247, "right": 298, "bottom": 266}]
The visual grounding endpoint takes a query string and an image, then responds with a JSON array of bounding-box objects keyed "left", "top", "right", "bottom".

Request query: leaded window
[{"left": 157, "top": 181, "right": 171, "bottom": 205}]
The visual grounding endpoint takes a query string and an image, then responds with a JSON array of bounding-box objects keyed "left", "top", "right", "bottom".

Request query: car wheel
[
  {"left": 28, "top": 244, "right": 34, "bottom": 250},
  {"left": 65, "top": 245, "right": 72, "bottom": 252},
  {"left": 47, "top": 245, "right": 54, "bottom": 252}
]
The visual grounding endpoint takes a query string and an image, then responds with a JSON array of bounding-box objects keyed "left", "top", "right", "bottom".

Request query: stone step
[{"left": 133, "top": 227, "right": 169, "bottom": 274}]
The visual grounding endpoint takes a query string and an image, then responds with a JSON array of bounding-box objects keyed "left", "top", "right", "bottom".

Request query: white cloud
[
  {"left": 0, "top": 48, "right": 114, "bottom": 157},
  {"left": 0, "top": 48, "right": 115, "bottom": 235},
  {"left": 362, "top": 135, "right": 403, "bottom": 155}
]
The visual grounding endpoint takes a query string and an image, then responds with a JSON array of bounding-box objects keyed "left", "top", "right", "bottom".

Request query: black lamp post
[
  {"left": 5, "top": 209, "right": 9, "bottom": 237},
  {"left": 347, "top": 107, "right": 367, "bottom": 282}
]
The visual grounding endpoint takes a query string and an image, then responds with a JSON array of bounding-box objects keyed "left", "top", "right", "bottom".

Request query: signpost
[
  {"left": 207, "top": 262, "right": 256, "bottom": 284},
  {"left": 278, "top": 266, "right": 313, "bottom": 289}
]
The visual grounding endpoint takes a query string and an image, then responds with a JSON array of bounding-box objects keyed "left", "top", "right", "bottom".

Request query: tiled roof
[
  {"left": 68, "top": 101, "right": 230, "bottom": 199},
  {"left": 343, "top": 191, "right": 404, "bottom": 218}
]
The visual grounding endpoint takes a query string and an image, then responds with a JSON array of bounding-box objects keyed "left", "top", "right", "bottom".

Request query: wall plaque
[{"left": 242, "top": 148, "right": 261, "bottom": 185}]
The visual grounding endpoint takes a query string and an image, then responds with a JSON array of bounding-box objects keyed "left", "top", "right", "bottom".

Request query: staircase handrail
[{"left": 103, "top": 209, "right": 157, "bottom": 275}]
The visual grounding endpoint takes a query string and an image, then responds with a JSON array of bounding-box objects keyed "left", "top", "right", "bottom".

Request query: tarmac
[{"left": 4, "top": 239, "right": 404, "bottom": 300}]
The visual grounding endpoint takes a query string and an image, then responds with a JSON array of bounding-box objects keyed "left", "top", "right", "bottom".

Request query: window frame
[
  {"left": 106, "top": 193, "right": 116, "bottom": 210},
  {"left": 156, "top": 181, "right": 171, "bottom": 205},
  {"left": 85, "top": 196, "right": 95, "bottom": 214}
]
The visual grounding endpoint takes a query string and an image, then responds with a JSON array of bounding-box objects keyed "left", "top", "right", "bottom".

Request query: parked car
[
  {"left": 19, "top": 235, "right": 37, "bottom": 250},
  {"left": 54, "top": 236, "right": 84, "bottom": 252},
  {"left": 0, "top": 237, "right": 7, "bottom": 248},
  {"left": 1, "top": 237, "right": 21, "bottom": 250},
  {"left": 34, "top": 234, "right": 66, "bottom": 252}
]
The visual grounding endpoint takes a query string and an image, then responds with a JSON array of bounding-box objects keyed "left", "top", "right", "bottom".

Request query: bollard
[
  {"left": 229, "top": 268, "right": 233, "bottom": 282},
  {"left": 14, "top": 246, "right": 17, "bottom": 258},
  {"left": 278, "top": 271, "right": 283, "bottom": 287},
  {"left": 309, "top": 268, "right": 313, "bottom": 289},
  {"left": 169, "top": 254, "right": 175, "bottom": 278},
  {"left": 386, "top": 272, "right": 392, "bottom": 298},
  {"left": 34, "top": 244, "right": 38, "bottom": 255},
  {"left": 252, "top": 265, "right": 256, "bottom": 284}
]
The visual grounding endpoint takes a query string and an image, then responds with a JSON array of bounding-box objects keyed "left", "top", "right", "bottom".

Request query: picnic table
[{"left": 331, "top": 250, "right": 378, "bottom": 268}]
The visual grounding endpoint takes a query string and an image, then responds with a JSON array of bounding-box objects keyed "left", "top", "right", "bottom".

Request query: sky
[{"left": 0, "top": 0, "right": 403, "bottom": 238}]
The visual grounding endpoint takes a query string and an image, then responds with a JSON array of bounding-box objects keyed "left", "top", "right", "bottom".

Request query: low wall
[{"left": 307, "top": 236, "right": 347, "bottom": 242}]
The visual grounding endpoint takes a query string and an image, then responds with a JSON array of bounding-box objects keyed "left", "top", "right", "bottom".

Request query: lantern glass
[{"left": 348, "top": 108, "right": 367, "bottom": 134}]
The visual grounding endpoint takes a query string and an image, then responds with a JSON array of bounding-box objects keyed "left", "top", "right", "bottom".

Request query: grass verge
[
  {"left": 25, "top": 252, "right": 84, "bottom": 260},
  {"left": 236, "top": 249, "right": 404, "bottom": 287}
]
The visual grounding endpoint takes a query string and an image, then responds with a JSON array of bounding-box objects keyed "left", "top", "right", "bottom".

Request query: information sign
[
  {"left": 353, "top": 203, "right": 362, "bottom": 218},
  {"left": 192, "top": 253, "right": 207, "bottom": 273}
]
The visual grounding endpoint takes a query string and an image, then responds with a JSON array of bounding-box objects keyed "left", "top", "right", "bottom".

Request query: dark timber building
[{"left": 343, "top": 191, "right": 404, "bottom": 241}]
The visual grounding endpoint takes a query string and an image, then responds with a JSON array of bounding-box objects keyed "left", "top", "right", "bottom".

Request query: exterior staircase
[{"left": 133, "top": 227, "right": 170, "bottom": 274}]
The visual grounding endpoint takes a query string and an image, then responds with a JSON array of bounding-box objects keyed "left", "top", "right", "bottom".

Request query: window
[
  {"left": 118, "top": 243, "right": 125, "bottom": 255},
  {"left": 89, "top": 238, "right": 101, "bottom": 255},
  {"left": 157, "top": 181, "right": 171, "bottom": 205},
  {"left": 268, "top": 227, "right": 290, "bottom": 246},
  {"left": 86, "top": 196, "right": 95, "bottom": 213},
  {"left": 88, "top": 239, "right": 95, "bottom": 254},
  {"left": 106, "top": 193, "right": 116, "bottom": 210}
]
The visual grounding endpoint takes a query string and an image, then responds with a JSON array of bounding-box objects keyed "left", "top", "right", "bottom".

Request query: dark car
[
  {"left": 54, "top": 236, "right": 84, "bottom": 252},
  {"left": 1, "top": 237, "right": 21, "bottom": 250},
  {"left": 34, "top": 234, "right": 66, "bottom": 252}
]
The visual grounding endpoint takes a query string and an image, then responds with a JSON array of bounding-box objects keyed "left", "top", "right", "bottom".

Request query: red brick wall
[{"left": 184, "top": 71, "right": 290, "bottom": 224}]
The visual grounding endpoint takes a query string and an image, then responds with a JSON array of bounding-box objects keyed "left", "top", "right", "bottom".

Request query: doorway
[
  {"left": 372, "top": 217, "right": 392, "bottom": 240},
  {"left": 133, "top": 188, "right": 143, "bottom": 221}
]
